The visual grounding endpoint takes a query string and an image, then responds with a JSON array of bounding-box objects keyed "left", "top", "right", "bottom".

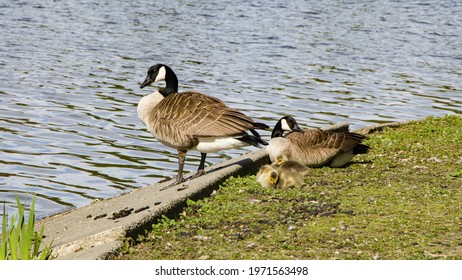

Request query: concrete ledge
[
  {"left": 354, "top": 122, "right": 402, "bottom": 134},
  {"left": 37, "top": 149, "right": 270, "bottom": 260},
  {"left": 36, "top": 121, "right": 399, "bottom": 260}
]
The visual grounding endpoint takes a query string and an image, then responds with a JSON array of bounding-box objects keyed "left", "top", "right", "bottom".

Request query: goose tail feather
[
  {"left": 254, "top": 122, "right": 270, "bottom": 130},
  {"left": 353, "top": 144, "right": 370, "bottom": 154},
  {"left": 237, "top": 134, "right": 268, "bottom": 147}
]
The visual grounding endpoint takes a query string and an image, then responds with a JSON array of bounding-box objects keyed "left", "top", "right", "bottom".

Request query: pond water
[{"left": 1, "top": 0, "right": 461, "bottom": 224}]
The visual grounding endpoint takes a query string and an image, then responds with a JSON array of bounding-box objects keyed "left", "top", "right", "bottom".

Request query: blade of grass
[
  {"left": 16, "top": 195, "right": 28, "bottom": 260},
  {"left": 15, "top": 195, "right": 24, "bottom": 228},
  {"left": 26, "top": 196, "right": 36, "bottom": 236},
  {"left": 21, "top": 195, "right": 37, "bottom": 260},
  {"left": 1, "top": 203, "right": 8, "bottom": 260},
  {"left": 20, "top": 220, "right": 31, "bottom": 260},
  {"left": 36, "top": 225, "right": 53, "bottom": 260},
  {"left": 2, "top": 194, "right": 53, "bottom": 260},
  {"left": 9, "top": 215, "right": 18, "bottom": 260}
]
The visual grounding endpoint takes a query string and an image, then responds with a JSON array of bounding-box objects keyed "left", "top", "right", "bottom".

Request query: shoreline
[{"left": 36, "top": 121, "right": 401, "bottom": 260}]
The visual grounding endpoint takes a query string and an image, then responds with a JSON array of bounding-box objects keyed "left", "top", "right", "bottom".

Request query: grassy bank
[{"left": 112, "top": 115, "right": 462, "bottom": 260}]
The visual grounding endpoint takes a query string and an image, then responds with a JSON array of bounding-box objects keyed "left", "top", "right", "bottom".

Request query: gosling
[
  {"left": 276, "top": 170, "right": 304, "bottom": 189},
  {"left": 256, "top": 164, "right": 279, "bottom": 188},
  {"left": 271, "top": 154, "right": 309, "bottom": 176}
]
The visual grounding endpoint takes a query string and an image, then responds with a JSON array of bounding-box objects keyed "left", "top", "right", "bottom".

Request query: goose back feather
[{"left": 143, "top": 90, "right": 264, "bottom": 151}]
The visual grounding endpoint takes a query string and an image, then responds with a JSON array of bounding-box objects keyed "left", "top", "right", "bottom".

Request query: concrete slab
[{"left": 37, "top": 149, "right": 269, "bottom": 260}]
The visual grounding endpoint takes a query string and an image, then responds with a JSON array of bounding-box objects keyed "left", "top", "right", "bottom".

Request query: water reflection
[{"left": 0, "top": 0, "right": 461, "bottom": 225}]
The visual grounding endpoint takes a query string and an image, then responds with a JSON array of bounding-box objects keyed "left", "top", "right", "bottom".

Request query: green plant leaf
[
  {"left": 9, "top": 215, "right": 18, "bottom": 260},
  {"left": 1, "top": 203, "right": 8, "bottom": 260},
  {"left": 1, "top": 194, "right": 53, "bottom": 260},
  {"left": 447, "top": 170, "right": 462, "bottom": 179}
]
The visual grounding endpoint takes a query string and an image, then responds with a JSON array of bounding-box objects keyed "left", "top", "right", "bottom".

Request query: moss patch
[{"left": 112, "top": 115, "right": 462, "bottom": 260}]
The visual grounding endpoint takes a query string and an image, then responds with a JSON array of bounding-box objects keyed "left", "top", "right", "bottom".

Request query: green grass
[
  {"left": 1, "top": 195, "right": 53, "bottom": 260},
  {"left": 112, "top": 115, "right": 462, "bottom": 260}
]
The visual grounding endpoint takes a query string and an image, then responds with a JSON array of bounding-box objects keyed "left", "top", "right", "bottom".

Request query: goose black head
[
  {"left": 140, "top": 64, "right": 178, "bottom": 96},
  {"left": 271, "top": 116, "right": 303, "bottom": 138}
]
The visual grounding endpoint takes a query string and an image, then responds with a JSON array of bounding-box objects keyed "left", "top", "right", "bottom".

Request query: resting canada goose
[
  {"left": 267, "top": 116, "right": 370, "bottom": 167},
  {"left": 256, "top": 164, "right": 279, "bottom": 188},
  {"left": 271, "top": 154, "right": 309, "bottom": 176},
  {"left": 138, "top": 64, "right": 269, "bottom": 186}
]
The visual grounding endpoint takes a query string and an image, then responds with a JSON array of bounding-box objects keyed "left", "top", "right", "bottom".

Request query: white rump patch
[{"left": 193, "top": 137, "right": 248, "bottom": 153}]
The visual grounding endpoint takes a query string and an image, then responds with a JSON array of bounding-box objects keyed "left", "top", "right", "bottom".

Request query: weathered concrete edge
[
  {"left": 108, "top": 150, "right": 272, "bottom": 260},
  {"left": 37, "top": 149, "right": 270, "bottom": 260},
  {"left": 35, "top": 121, "right": 403, "bottom": 260}
]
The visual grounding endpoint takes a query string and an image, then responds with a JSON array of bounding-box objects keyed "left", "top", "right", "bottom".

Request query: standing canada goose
[
  {"left": 256, "top": 164, "right": 279, "bottom": 188},
  {"left": 138, "top": 64, "right": 269, "bottom": 186},
  {"left": 267, "top": 116, "right": 370, "bottom": 167},
  {"left": 271, "top": 154, "right": 309, "bottom": 176}
]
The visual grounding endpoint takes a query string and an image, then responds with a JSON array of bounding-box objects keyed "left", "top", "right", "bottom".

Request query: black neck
[
  {"left": 271, "top": 121, "right": 284, "bottom": 138},
  {"left": 160, "top": 66, "right": 179, "bottom": 97}
]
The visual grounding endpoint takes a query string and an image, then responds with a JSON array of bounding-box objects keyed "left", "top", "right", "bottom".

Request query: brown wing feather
[
  {"left": 146, "top": 91, "right": 256, "bottom": 149},
  {"left": 285, "top": 129, "right": 366, "bottom": 166}
]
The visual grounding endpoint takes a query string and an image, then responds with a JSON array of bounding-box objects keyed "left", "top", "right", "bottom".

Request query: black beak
[
  {"left": 140, "top": 76, "right": 152, "bottom": 89},
  {"left": 293, "top": 123, "right": 303, "bottom": 132}
]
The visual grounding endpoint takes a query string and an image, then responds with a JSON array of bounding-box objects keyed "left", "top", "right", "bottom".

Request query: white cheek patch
[
  {"left": 154, "top": 66, "right": 166, "bottom": 82},
  {"left": 280, "top": 119, "right": 292, "bottom": 131}
]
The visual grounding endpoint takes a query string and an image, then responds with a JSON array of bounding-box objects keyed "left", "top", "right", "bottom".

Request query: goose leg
[
  {"left": 191, "top": 153, "right": 207, "bottom": 179},
  {"left": 174, "top": 150, "right": 187, "bottom": 184},
  {"left": 161, "top": 150, "right": 187, "bottom": 190}
]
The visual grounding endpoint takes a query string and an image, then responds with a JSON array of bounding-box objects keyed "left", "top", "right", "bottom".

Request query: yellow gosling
[{"left": 256, "top": 164, "right": 279, "bottom": 188}]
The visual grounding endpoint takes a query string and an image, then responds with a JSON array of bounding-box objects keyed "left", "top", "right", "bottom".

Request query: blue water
[{"left": 1, "top": 0, "right": 461, "bottom": 225}]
